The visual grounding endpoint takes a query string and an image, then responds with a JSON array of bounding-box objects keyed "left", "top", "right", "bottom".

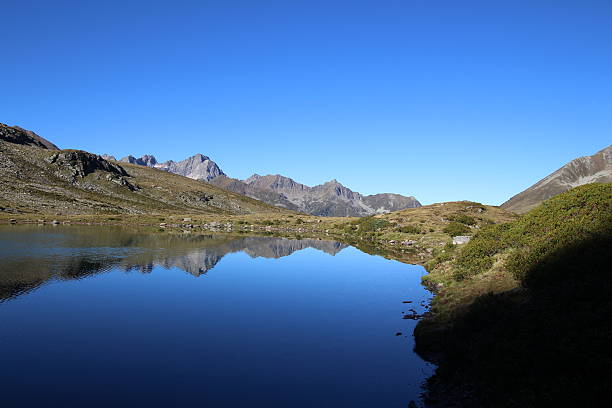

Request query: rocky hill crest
[
  {"left": 502, "top": 145, "right": 612, "bottom": 213},
  {"left": 0, "top": 123, "right": 59, "bottom": 150}
]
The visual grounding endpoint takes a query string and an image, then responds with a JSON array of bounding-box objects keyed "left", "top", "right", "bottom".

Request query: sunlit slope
[{"left": 0, "top": 141, "right": 292, "bottom": 216}]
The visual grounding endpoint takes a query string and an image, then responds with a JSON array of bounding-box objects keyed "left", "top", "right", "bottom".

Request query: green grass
[
  {"left": 451, "top": 183, "right": 612, "bottom": 283},
  {"left": 348, "top": 216, "right": 391, "bottom": 232},
  {"left": 416, "top": 183, "right": 612, "bottom": 407},
  {"left": 447, "top": 213, "right": 477, "bottom": 225},
  {"left": 396, "top": 224, "right": 422, "bottom": 234},
  {"left": 442, "top": 221, "right": 471, "bottom": 236}
]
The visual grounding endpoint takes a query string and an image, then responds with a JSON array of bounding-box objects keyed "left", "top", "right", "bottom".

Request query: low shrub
[
  {"left": 449, "top": 183, "right": 612, "bottom": 283},
  {"left": 350, "top": 216, "right": 391, "bottom": 232},
  {"left": 447, "top": 213, "right": 477, "bottom": 225},
  {"left": 396, "top": 224, "right": 422, "bottom": 234},
  {"left": 443, "top": 222, "right": 471, "bottom": 236}
]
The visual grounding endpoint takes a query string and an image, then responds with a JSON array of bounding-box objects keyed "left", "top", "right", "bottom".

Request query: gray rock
[
  {"left": 452, "top": 236, "right": 472, "bottom": 245},
  {"left": 48, "top": 151, "right": 129, "bottom": 178}
]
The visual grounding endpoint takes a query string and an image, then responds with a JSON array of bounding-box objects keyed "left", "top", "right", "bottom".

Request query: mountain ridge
[
  {"left": 112, "top": 153, "right": 421, "bottom": 216},
  {"left": 502, "top": 145, "right": 612, "bottom": 213}
]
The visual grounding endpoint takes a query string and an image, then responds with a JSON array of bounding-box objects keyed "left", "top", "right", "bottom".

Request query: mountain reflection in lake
[{"left": 0, "top": 225, "right": 433, "bottom": 408}]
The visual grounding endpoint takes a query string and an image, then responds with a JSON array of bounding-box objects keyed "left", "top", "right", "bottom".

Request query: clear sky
[{"left": 2, "top": 0, "right": 610, "bottom": 205}]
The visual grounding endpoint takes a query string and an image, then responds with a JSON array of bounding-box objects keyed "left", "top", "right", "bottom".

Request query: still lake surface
[{"left": 0, "top": 225, "right": 433, "bottom": 407}]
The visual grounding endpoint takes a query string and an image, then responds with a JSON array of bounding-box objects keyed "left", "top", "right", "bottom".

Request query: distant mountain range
[
  {"left": 502, "top": 145, "right": 612, "bottom": 213},
  {"left": 0, "top": 123, "right": 285, "bottom": 216},
  {"left": 104, "top": 153, "right": 422, "bottom": 217}
]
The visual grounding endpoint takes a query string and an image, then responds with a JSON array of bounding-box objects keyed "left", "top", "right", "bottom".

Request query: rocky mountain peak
[
  {"left": 164, "top": 154, "right": 225, "bottom": 181},
  {"left": 314, "top": 179, "right": 357, "bottom": 200},
  {"left": 244, "top": 174, "right": 310, "bottom": 194},
  {"left": 244, "top": 174, "right": 262, "bottom": 184},
  {"left": 140, "top": 154, "right": 157, "bottom": 166},
  {"left": 120, "top": 154, "right": 158, "bottom": 167},
  {"left": 120, "top": 155, "right": 134, "bottom": 163},
  {"left": 192, "top": 153, "right": 210, "bottom": 161}
]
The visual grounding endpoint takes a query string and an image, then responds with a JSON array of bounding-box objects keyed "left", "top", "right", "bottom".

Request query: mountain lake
[{"left": 0, "top": 225, "right": 434, "bottom": 407}]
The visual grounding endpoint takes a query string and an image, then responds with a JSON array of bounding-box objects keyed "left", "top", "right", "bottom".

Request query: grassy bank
[{"left": 415, "top": 183, "right": 612, "bottom": 407}]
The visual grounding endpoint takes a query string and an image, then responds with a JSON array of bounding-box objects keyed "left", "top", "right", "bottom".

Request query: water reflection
[
  {"left": 0, "top": 225, "right": 434, "bottom": 408},
  {"left": 0, "top": 225, "right": 347, "bottom": 302}
]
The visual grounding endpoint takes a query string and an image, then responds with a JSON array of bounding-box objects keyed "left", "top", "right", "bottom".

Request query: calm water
[{"left": 0, "top": 225, "right": 433, "bottom": 407}]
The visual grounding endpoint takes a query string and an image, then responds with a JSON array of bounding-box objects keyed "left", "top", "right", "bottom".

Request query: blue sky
[{"left": 2, "top": 0, "right": 610, "bottom": 205}]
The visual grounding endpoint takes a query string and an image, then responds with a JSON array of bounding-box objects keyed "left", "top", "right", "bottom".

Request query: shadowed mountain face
[
  {"left": 117, "top": 154, "right": 422, "bottom": 216},
  {"left": 0, "top": 123, "right": 59, "bottom": 150},
  {"left": 502, "top": 145, "right": 612, "bottom": 213},
  {"left": 0, "top": 226, "right": 348, "bottom": 302}
]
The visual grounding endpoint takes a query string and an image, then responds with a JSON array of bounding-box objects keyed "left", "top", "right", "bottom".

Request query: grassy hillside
[
  {"left": 416, "top": 183, "right": 612, "bottom": 407},
  {"left": 0, "top": 141, "right": 290, "bottom": 216},
  {"left": 331, "top": 201, "right": 516, "bottom": 261}
]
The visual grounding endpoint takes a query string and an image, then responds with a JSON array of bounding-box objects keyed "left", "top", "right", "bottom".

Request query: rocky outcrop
[
  {"left": 0, "top": 123, "right": 59, "bottom": 150},
  {"left": 48, "top": 150, "right": 129, "bottom": 178},
  {"left": 502, "top": 145, "right": 612, "bottom": 213},
  {"left": 46, "top": 150, "right": 137, "bottom": 190}
]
